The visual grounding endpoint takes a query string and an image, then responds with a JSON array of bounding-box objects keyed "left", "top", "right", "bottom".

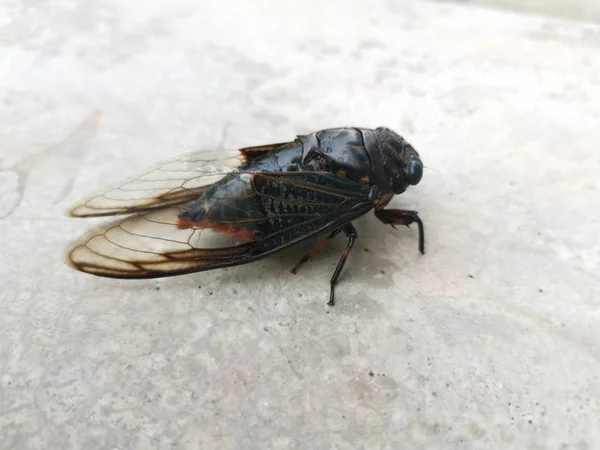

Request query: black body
[
  {"left": 179, "top": 127, "right": 423, "bottom": 250},
  {"left": 65, "top": 127, "right": 425, "bottom": 306}
]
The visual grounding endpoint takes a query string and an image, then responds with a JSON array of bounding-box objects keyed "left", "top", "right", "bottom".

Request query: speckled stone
[{"left": 1, "top": 1, "right": 599, "bottom": 449}]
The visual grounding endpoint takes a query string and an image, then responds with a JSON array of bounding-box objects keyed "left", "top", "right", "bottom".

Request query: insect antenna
[{"left": 423, "top": 165, "right": 440, "bottom": 174}]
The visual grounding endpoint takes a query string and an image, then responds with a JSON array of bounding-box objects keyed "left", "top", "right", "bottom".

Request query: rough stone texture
[{"left": 1, "top": 1, "right": 599, "bottom": 449}]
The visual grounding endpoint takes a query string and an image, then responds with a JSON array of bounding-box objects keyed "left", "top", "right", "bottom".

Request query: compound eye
[{"left": 407, "top": 160, "right": 423, "bottom": 186}]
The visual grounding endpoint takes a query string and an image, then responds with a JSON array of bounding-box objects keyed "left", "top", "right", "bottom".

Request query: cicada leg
[
  {"left": 290, "top": 228, "right": 342, "bottom": 274},
  {"left": 291, "top": 223, "right": 358, "bottom": 306},
  {"left": 375, "top": 209, "right": 425, "bottom": 254},
  {"left": 328, "top": 223, "right": 357, "bottom": 306}
]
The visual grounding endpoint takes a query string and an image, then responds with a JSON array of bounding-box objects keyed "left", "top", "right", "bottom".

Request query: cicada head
[{"left": 375, "top": 127, "right": 423, "bottom": 195}]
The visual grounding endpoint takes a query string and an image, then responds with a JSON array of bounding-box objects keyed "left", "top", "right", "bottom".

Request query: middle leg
[
  {"left": 328, "top": 223, "right": 358, "bottom": 306},
  {"left": 291, "top": 228, "right": 342, "bottom": 274}
]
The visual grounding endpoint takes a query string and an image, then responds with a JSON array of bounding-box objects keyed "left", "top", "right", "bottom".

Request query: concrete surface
[
  {"left": 1, "top": 0, "right": 599, "bottom": 449},
  {"left": 439, "top": 0, "right": 600, "bottom": 24}
]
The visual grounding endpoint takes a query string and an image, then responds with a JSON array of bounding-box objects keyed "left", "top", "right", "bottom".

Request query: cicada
[{"left": 65, "top": 127, "right": 425, "bottom": 306}]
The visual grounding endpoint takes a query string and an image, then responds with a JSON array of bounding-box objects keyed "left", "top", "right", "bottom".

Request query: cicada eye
[{"left": 407, "top": 160, "right": 423, "bottom": 186}]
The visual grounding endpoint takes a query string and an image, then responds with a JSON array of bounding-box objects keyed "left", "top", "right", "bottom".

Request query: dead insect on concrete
[{"left": 64, "top": 127, "right": 425, "bottom": 306}]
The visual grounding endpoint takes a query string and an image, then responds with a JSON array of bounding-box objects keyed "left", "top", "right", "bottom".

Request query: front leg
[{"left": 375, "top": 209, "right": 425, "bottom": 254}]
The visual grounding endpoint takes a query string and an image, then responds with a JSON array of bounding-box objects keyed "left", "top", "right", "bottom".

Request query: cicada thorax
[
  {"left": 298, "top": 128, "right": 374, "bottom": 185},
  {"left": 235, "top": 128, "right": 380, "bottom": 189}
]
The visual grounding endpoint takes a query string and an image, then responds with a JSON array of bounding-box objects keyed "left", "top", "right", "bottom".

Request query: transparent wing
[
  {"left": 64, "top": 172, "right": 375, "bottom": 279},
  {"left": 67, "top": 148, "right": 246, "bottom": 218},
  {"left": 65, "top": 205, "right": 257, "bottom": 277}
]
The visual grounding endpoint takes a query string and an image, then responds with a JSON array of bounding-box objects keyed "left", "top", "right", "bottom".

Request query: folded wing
[
  {"left": 67, "top": 149, "right": 246, "bottom": 217},
  {"left": 65, "top": 172, "right": 374, "bottom": 278}
]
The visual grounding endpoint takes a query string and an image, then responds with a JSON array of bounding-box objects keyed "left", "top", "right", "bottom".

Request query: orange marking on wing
[
  {"left": 359, "top": 175, "right": 370, "bottom": 184},
  {"left": 337, "top": 170, "right": 347, "bottom": 177},
  {"left": 177, "top": 217, "right": 255, "bottom": 240},
  {"left": 176, "top": 218, "right": 195, "bottom": 230}
]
